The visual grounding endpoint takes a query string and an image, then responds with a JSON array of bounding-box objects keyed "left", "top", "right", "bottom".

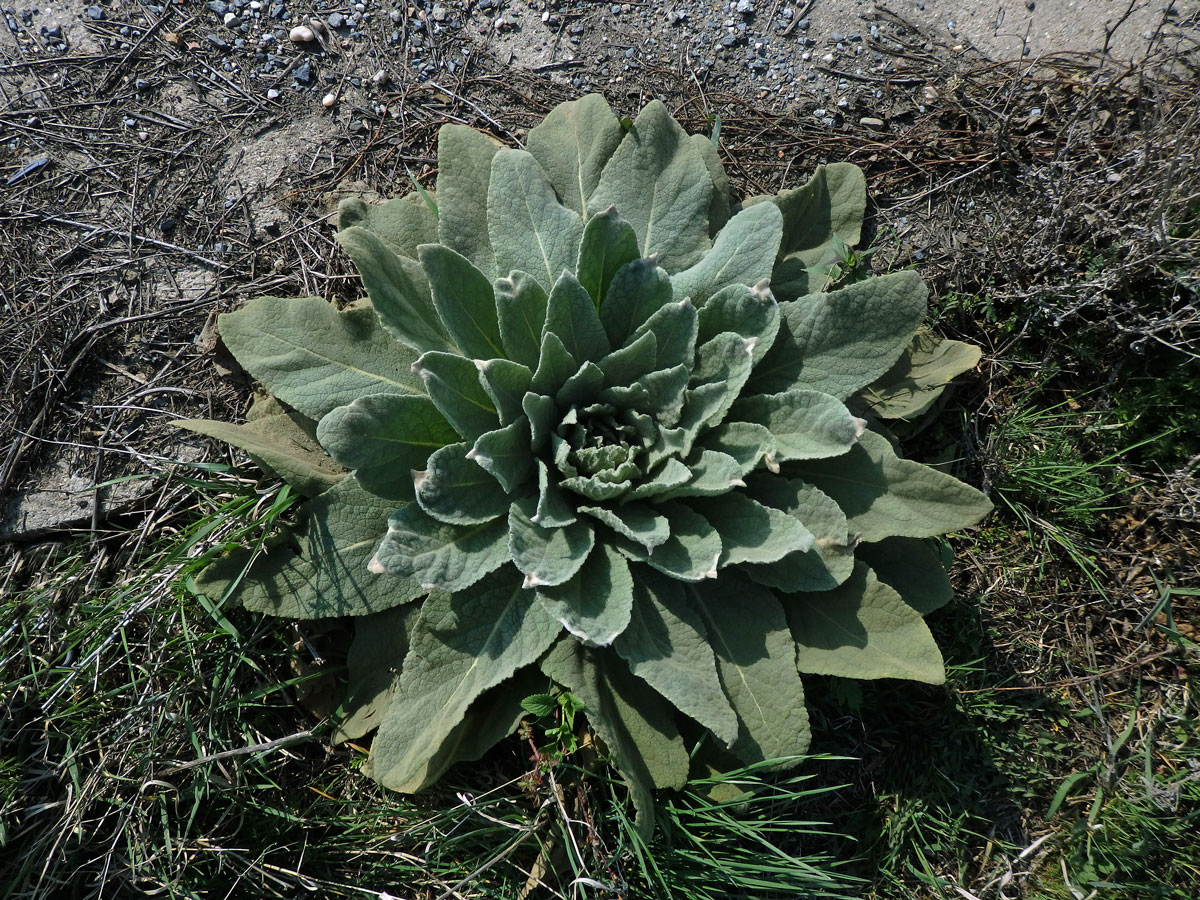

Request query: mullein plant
[{"left": 179, "top": 95, "right": 990, "bottom": 831}]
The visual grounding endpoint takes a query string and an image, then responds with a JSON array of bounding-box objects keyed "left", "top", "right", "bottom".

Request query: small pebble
[
  {"left": 859, "top": 116, "right": 885, "bottom": 129},
  {"left": 223, "top": 12, "right": 239, "bottom": 25},
  {"left": 86, "top": 5, "right": 104, "bottom": 19},
  {"left": 267, "top": 87, "right": 280, "bottom": 99},
  {"left": 328, "top": 11, "right": 344, "bottom": 27},
  {"left": 289, "top": 24, "right": 314, "bottom": 41},
  {"left": 322, "top": 92, "right": 336, "bottom": 107},
  {"left": 736, "top": 0, "right": 753, "bottom": 12}
]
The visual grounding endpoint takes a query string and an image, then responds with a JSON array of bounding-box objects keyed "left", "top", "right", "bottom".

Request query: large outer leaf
[
  {"left": 175, "top": 415, "right": 344, "bottom": 498},
  {"left": 195, "top": 476, "right": 425, "bottom": 618},
  {"left": 588, "top": 100, "right": 712, "bottom": 271},
  {"left": 338, "top": 192, "right": 438, "bottom": 260},
  {"left": 219, "top": 297, "right": 424, "bottom": 422},
  {"left": 614, "top": 573, "right": 739, "bottom": 746},
  {"left": 691, "top": 578, "right": 811, "bottom": 764},
  {"left": 749, "top": 271, "right": 928, "bottom": 400},
  {"left": 370, "top": 668, "right": 544, "bottom": 791},
  {"left": 371, "top": 503, "right": 510, "bottom": 592},
  {"left": 335, "top": 603, "right": 419, "bottom": 742},
  {"left": 525, "top": 93, "right": 624, "bottom": 217},
  {"left": 536, "top": 543, "right": 634, "bottom": 646},
  {"left": 418, "top": 244, "right": 505, "bottom": 360},
  {"left": 488, "top": 149, "right": 585, "bottom": 291},
  {"left": 371, "top": 573, "right": 561, "bottom": 791},
  {"left": 541, "top": 640, "right": 688, "bottom": 836},
  {"left": 669, "top": 203, "right": 783, "bottom": 306},
  {"left": 436, "top": 124, "right": 501, "bottom": 277},
  {"left": 746, "top": 162, "right": 866, "bottom": 300},
  {"left": 855, "top": 537, "right": 954, "bottom": 615},
  {"left": 791, "top": 429, "right": 992, "bottom": 542},
  {"left": 317, "top": 394, "right": 457, "bottom": 501},
  {"left": 336, "top": 227, "right": 452, "bottom": 354},
  {"left": 858, "top": 332, "right": 983, "bottom": 421},
  {"left": 785, "top": 563, "right": 945, "bottom": 684}
]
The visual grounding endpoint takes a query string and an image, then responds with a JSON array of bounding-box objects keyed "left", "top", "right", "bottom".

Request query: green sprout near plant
[{"left": 176, "top": 94, "right": 991, "bottom": 833}]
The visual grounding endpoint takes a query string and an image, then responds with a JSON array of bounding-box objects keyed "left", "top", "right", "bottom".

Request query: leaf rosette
[{"left": 179, "top": 95, "right": 991, "bottom": 831}]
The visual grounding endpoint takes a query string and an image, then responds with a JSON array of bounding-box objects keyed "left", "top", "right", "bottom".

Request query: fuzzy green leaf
[
  {"left": 670, "top": 203, "right": 782, "bottom": 306},
  {"left": 786, "top": 562, "right": 945, "bottom": 684},
  {"left": 509, "top": 498, "right": 595, "bottom": 588},
  {"left": 219, "top": 298, "right": 424, "bottom": 422},
  {"left": 855, "top": 537, "right": 954, "bottom": 615},
  {"left": 413, "top": 351, "right": 501, "bottom": 442},
  {"left": 580, "top": 503, "right": 670, "bottom": 552},
  {"left": 692, "top": 577, "right": 811, "bottom": 764},
  {"left": 859, "top": 332, "right": 983, "bottom": 421},
  {"left": 489, "top": 148, "right": 585, "bottom": 291},
  {"left": 316, "top": 394, "right": 458, "bottom": 500},
  {"left": 695, "top": 421, "right": 775, "bottom": 475},
  {"left": 535, "top": 459, "right": 578, "bottom": 526},
  {"left": 335, "top": 603, "right": 419, "bottom": 742},
  {"left": 175, "top": 415, "right": 344, "bottom": 498},
  {"left": 730, "top": 390, "right": 862, "bottom": 461},
  {"left": 336, "top": 228, "right": 453, "bottom": 354},
  {"left": 530, "top": 333, "right": 580, "bottom": 396},
  {"left": 418, "top": 244, "right": 505, "bottom": 360},
  {"left": 689, "top": 492, "right": 814, "bottom": 567},
  {"left": 195, "top": 476, "right": 425, "bottom": 619},
  {"left": 660, "top": 449, "right": 745, "bottom": 500},
  {"left": 536, "top": 543, "right": 634, "bottom": 646},
  {"left": 525, "top": 93, "right": 624, "bottom": 217},
  {"left": 599, "top": 256, "right": 674, "bottom": 348},
  {"left": 741, "top": 476, "right": 856, "bottom": 593},
  {"left": 494, "top": 272, "right": 550, "bottom": 369},
  {"left": 746, "top": 162, "right": 866, "bottom": 300},
  {"left": 589, "top": 100, "right": 712, "bottom": 271},
  {"left": 371, "top": 572, "right": 561, "bottom": 792},
  {"left": 615, "top": 572, "right": 739, "bottom": 746},
  {"left": 544, "top": 271, "right": 612, "bottom": 363},
  {"left": 687, "top": 331, "right": 757, "bottom": 428},
  {"left": 577, "top": 207, "right": 641, "bottom": 306},
  {"left": 624, "top": 457, "right": 692, "bottom": 501},
  {"left": 633, "top": 298, "right": 698, "bottom": 372},
  {"left": 415, "top": 442, "right": 512, "bottom": 525},
  {"left": 616, "top": 501, "right": 722, "bottom": 582},
  {"left": 436, "top": 124, "right": 501, "bottom": 278},
  {"left": 750, "top": 271, "right": 928, "bottom": 400},
  {"left": 690, "top": 131, "right": 731, "bottom": 237},
  {"left": 597, "top": 331, "right": 657, "bottom": 387},
  {"left": 470, "top": 420, "right": 534, "bottom": 494},
  {"left": 476, "top": 358, "right": 533, "bottom": 425},
  {"left": 697, "top": 282, "right": 780, "bottom": 367},
  {"left": 338, "top": 192, "right": 438, "bottom": 260},
  {"left": 372, "top": 503, "right": 510, "bottom": 592},
  {"left": 792, "top": 429, "right": 993, "bottom": 542},
  {"left": 540, "top": 640, "right": 688, "bottom": 836}
]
